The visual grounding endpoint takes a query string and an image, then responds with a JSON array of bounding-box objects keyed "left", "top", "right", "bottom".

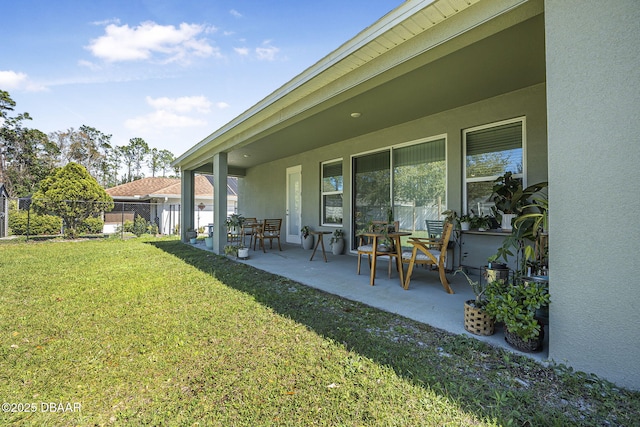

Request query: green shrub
[
  {"left": 78, "top": 217, "right": 105, "bottom": 234},
  {"left": 8, "top": 209, "right": 62, "bottom": 235},
  {"left": 133, "top": 216, "right": 148, "bottom": 237}
]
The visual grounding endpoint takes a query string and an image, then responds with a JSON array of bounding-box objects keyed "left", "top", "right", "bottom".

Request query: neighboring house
[
  {"left": 173, "top": 1, "right": 639, "bottom": 390},
  {"left": 104, "top": 176, "right": 238, "bottom": 234}
]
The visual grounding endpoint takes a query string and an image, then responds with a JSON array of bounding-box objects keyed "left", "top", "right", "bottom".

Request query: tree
[
  {"left": 1, "top": 90, "right": 58, "bottom": 197},
  {"left": 118, "top": 137, "right": 149, "bottom": 182},
  {"left": 31, "top": 162, "right": 114, "bottom": 238},
  {"left": 49, "top": 126, "right": 114, "bottom": 186}
]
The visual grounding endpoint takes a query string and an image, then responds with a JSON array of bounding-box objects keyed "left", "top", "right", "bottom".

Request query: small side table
[{"left": 309, "top": 231, "right": 332, "bottom": 262}]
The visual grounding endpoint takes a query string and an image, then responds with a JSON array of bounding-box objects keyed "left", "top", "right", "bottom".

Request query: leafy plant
[
  {"left": 491, "top": 171, "right": 547, "bottom": 216},
  {"left": 454, "top": 269, "right": 488, "bottom": 308},
  {"left": 484, "top": 278, "right": 550, "bottom": 341},
  {"left": 225, "top": 213, "right": 245, "bottom": 229},
  {"left": 329, "top": 228, "right": 344, "bottom": 246},
  {"left": 300, "top": 225, "right": 311, "bottom": 238}
]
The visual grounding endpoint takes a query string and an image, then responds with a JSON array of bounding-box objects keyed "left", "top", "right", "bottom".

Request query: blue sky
[{"left": 1, "top": 0, "right": 400, "bottom": 158}]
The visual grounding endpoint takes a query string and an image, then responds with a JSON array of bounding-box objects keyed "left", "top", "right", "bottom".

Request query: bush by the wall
[{"left": 8, "top": 210, "right": 63, "bottom": 235}]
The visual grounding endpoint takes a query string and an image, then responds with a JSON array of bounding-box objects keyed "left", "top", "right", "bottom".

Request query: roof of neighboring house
[{"left": 105, "top": 176, "right": 237, "bottom": 200}]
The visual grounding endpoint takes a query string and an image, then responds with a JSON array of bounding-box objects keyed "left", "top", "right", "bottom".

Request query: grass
[{"left": 1, "top": 236, "right": 638, "bottom": 426}]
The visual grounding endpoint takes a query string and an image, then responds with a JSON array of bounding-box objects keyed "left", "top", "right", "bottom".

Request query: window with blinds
[
  {"left": 321, "top": 159, "right": 343, "bottom": 225},
  {"left": 463, "top": 117, "right": 525, "bottom": 215}
]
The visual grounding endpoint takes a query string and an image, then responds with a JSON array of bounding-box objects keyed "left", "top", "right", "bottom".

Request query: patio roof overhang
[{"left": 174, "top": 0, "right": 545, "bottom": 175}]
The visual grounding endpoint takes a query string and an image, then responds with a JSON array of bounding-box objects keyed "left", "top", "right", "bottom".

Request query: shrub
[
  {"left": 78, "top": 217, "right": 105, "bottom": 234},
  {"left": 132, "top": 216, "right": 148, "bottom": 237},
  {"left": 8, "top": 209, "right": 62, "bottom": 235}
]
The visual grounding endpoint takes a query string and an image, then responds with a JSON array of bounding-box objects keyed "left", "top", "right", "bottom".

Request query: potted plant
[
  {"left": 186, "top": 227, "right": 197, "bottom": 243},
  {"left": 454, "top": 269, "right": 495, "bottom": 336},
  {"left": 224, "top": 244, "right": 238, "bottom": 257},
  {"left": 301, "top": 225, "right": 314, "bottom": 250},
  {"left": 471, "top": 214, "right": 491, "bottom": 231},
  {"left": 226, "top": 214, "right": 245, "bottom": 234},
  {"left": 329, "top": 228, "right": 344, "bottom": 255},
  {"left": 484, "top": 278, "right": 550, "bottom": 352},
  {"left": 491, "top": 172, "right": 547, "bottom": 231},
  {"left": 204, "top": 235, "right": 213, "bottom": 249},
  {"left": 459, "top": 214, "right": 473, "bottom": 231},
  {"left": 237, "top": 244, "right": 249, "bottom": 259}
]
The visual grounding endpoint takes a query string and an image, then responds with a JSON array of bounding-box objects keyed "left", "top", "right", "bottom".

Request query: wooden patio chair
[
  {"left": 242, "top": 217, "right": 257, "bottom": 247},
  {"left": 254, "top": 218, "right": 282, "bottom": 252},
  {"left": 402, "top": 221, "right": 454, "bottom": 294},
  {"left": 356, "top": 220, "right": 399, "bottom": 278}
]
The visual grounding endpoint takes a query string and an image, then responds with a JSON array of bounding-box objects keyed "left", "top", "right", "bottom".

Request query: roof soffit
[{"left": 176, "top": 0, "right": 542, "bottom": 171}]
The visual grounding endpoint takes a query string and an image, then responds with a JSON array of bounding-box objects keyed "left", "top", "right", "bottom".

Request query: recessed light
[
  {"left": 350, "top": 112, "right": 361, "bottom": 118},
  {"left": 243, "top": 154, "right": 251, "bottom": 158}
]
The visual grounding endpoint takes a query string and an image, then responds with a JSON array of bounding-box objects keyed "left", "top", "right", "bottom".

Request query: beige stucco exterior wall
[
  {"left": 545, "top": 0, "right": 640, "bottom": 390},
  {"left": 239, "top": 82, "right": 548, "bottom": 250}
]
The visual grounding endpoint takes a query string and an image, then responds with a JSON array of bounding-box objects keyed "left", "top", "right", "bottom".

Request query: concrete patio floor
[{"left": 192, "top": 239, "right": 549, "bottom": 363}]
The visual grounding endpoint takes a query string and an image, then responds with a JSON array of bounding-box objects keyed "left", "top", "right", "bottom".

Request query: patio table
[
  {"left": 309, "top": 230, "right": 332, "bottom": 262},
  {"left": 358, "top": 231, "right": 411, "bottom": 286}
]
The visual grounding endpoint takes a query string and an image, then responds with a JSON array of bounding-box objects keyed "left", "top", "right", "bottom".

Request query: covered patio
[{"left": 191, "top": 240, "right": 549, "bottom": 363}]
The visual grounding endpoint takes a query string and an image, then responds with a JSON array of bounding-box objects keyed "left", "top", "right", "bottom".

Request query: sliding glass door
[{"left": 352, "top": 137, "right": 446, "bottom": 247}]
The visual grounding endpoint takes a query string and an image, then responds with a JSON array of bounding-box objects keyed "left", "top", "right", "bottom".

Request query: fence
[{"left": 1, "top": 198, "right": 182, "bottom": 238}]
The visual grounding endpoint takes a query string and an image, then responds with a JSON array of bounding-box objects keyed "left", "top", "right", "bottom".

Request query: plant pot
[
  {"left": 237, "top": 248, "right": 249, "bottom": 259},
  {"left": 460, "top": 221, "right": 471, "bottom": 231},
  {"left": 189, "top": 238, "right": 197, "bottom": 244},
  {"left": 464, "top": 301, "right": 495, "bottom": 336},
  {"left": 302, "top": 235, "right": 314, "bottom": 250},
  {"left": 504, "top": 325, "right": 544, "bottom": 352},
  {"left": 485, "top": 267, "right": 509, "bottom": 283},
  {"left": 204, "top": 237, "right": 213, "bottom": 249},
  {"left": 501, "top": 213, "right": 517, "bottom": 231},
  {"left": 331, "top": 238, "right": 344, "bottom": 255}
]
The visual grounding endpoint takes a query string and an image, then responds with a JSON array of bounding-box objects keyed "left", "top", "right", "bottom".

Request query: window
[
  {"left": 352, "top": 136, "right": 446, "bottom": 243},
  {"left": 321, "top": 159, "right": 343, "bottom": 225},
  {"left": 463, "top": 118, "right": 525, "bottom": 215}
]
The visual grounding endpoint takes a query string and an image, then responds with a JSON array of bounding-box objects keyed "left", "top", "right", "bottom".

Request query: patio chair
[
  {"left": 402, "top": 221, "right": 454, "bottom": 294},
  {"left": 242, "top": 217, "right": 257, "bottom": 247},
  {"left": 254, "top": 218, "right": 282, "bottom": 253},
  {"left": 356, "top": 220, "right": 399, "bottom": 278}
]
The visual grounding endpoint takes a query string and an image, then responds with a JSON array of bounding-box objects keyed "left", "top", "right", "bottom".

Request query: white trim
[
  {"left": 462, "top": 116, "right": 527, "bottom": 214},
  {"left": 320, "top": 158, "right": 344, "bottom": 227}
]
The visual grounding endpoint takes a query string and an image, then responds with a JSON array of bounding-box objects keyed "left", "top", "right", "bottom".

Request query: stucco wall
[
  {"left": 239, "top": 83, "right": 548, "bottom": 252},
  {"left": 545, "top": 0, "right": 640, "bottom": 390}
]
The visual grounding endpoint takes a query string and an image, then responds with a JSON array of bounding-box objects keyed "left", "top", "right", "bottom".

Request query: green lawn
[{"left": 1, "top": 237, "right": 638, "bottom": 426}]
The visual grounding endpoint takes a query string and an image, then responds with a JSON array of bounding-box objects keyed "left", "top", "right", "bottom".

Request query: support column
[
  {"left": 180, "top": 170, "right": 195, "bottom": 242},
  {"left": 212, "top": 153, "right": 228, "bottom": 254}
]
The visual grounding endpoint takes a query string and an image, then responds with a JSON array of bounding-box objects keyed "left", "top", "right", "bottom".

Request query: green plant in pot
[
  {"left": 225, "top": 213, "right": 245, "bottom": 230},
  {"left": 455, "top": 269, "right": 495, "bottom": 336},
  {"left": 491, "top": 172, "right": 547, "bottom": 231},
  {"left": 329, "top": 228, "right": 345, "bottom": 255},
  {"left": 484, "top": 278, "right": 550, "bottom": 352},
  {"left": 301, "top": 225, "right": 314, "bottom": 250}
]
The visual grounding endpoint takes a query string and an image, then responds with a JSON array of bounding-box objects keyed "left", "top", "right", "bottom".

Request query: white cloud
[
  {"left": 0, "top": 70, "right": 46, "bottom": 92},
  {"left": 77, "top": 59, "right": 102, "bottom": 71},
  {"left": 234, "top": 47, "right": 249, "bottom": 56},
  {"left": 229, "top": 9, "right": 242, "bottom": 18},
  {"left": 86, "top": 21, "right": 220, "bottom": 64},
  {"left": 145, "top": 95, "right": 212, "bottom": 113},
  {"left": 256, "top": 41, "right": 280, "bottom": 61},
  {"left": 125, "top": 95, "right": 230, "bottom": 135},
  {"left": 125, "top": 110, "right": 207, "bottom": 132}
]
